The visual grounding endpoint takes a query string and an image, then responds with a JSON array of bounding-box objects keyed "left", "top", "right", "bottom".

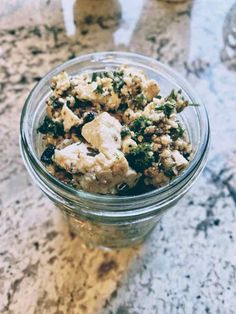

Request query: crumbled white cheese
[
  {"left": 54, "top": 142, "right": 94, "bottom": 173},
  {"left": 78, "top": 151, "right": 140, "bottom": 194},
  {"left": 54, "top": 142, "right": 140, "bottom": 194},
  {"left": 122, "top": 67, "right": 160, "bottom": 100},
  {"left": 160, "top": 135, "right": 171, "bottom": 146},
  {"left": 143, "top": 102, "right": 165, "bottom": 122},
  {"left": 73, "top": 79, "right": 121, "bottom": 110},
  {"left": 73, "top": 79, "right": 97, "bottom": 100},
  {"left": 172, "top": 150, "right": 188, "bottom": 169},
  {"left": 122, "top": 136, "right": 137, "bottom": 154},
  {"left": 122, "top": 66, "right": 147, "bottom": 84},
  {"left": 51, "top": 72, "right": 70, "bottom": 93},
  {"left": 125, "top": 167, "right": 141, "bottom": 187},
  {"left": 82, "top": 112, "right": 122, "bottom": 154},
  {"left": 123, "top": 108, "right": 142, "bottom": 123},
  {"left": 61, "top": 103, "right": 82, "bottom": 131}
]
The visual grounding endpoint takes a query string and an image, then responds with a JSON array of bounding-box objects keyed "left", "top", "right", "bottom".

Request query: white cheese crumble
[
  {"left": 61, "top": 103, "right": 82, "bottom": 131},
  {"left": 82, "top": 112, "right": 122, "bottom": 154},
  {"left": 54, "top": 141, "right": 140, "bottom": 194}
]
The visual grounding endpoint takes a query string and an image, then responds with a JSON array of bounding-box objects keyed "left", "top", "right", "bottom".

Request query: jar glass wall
[{"left": 20, "top": 52, "right": 210, "bottom": 248}]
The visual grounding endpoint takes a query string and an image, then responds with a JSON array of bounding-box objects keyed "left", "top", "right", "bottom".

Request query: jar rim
[{"left": 20, "top": 51, "right": 210, "bottom": 207}]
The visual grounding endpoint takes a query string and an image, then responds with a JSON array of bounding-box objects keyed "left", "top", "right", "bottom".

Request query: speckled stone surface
[{"left": 0, "top": 0, "right": 236, "bottom": 313}]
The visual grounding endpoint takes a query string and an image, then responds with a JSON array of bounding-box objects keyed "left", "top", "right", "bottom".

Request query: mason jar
[{"left": 20, "top": 52, "right": 210, "bottom": 248}]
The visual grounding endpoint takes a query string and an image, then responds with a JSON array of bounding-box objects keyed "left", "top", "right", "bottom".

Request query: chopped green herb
[
  {"left": 91, "top": 72, "right": 99, "bottom": 82},
  {"left": 169, "top": 125, "right": 185, "bottom": 141},
  {"left": 130, "top": 116, "right": 152, "bottom": 133},
  {"left": 153, "top": 151, "right": 160, "bottom": 162},
  {"left": 83, "top": 112, "right": 96, "bottom": 123},
  {"left": 52, "top": 99, "right": 63, "bottom": 109},
  {"left": 74, "top": 98, "right": 93, "bottom": 108},
  {"left": 166, "top": 89, "right": 178, "bottom": 101},
  {"left": 134, "top": 93, "right": 146, "bottom": 108},
  {"left": 113, "top": 80, "right": 124, "bottom": 94},
  {"left": 156, "top": 102, "right": 175, "bottom": 118},
  {"left": 163, "top": 102, "right": 175, "bottom": 117},
  {"left": 118, "top": 103, "right": 128, "bottom": 111},
  {"left": 159, "top": 164, "right": 175, "bottom": 178},
  {"left": 163, "top": 168, "right": 175, "bottom": 178},
  {"left": 113, "top": 70, "right": 124, "bottom": 77},
  {"left": 121, "top": 126, "right": 131, "bottom": 138},
  {"left": 112, "top": 71, "right": 125, "bottom": 94},
  {"left": 165, "top": 89, "right": 200, "bottom": 113},
  {"left": 95, "top": 85, "right": 103, "bottom": 94},
  {"left": 66, "top": 100, "right": 72, "bottom": 109},
  {"left": 91, "top": 70, "right": 125, "bottom": 94},
  {"left": 92, "top": 71, "right": 111, "bottom": 82},
  {"left": 37, "top": 116, "right": 64, "bottom": 137},
  {"left": 65, "top": 172, "right": 73, "bottom": 180},
  {"left": 142, "top": 132, "right": 153, "bottom": 143},
  {"left": 103, "top": 72, "right": 110, "bottom": 78},
  {"left": 126, "top": 143, "right": 155, "bottom": 172},
  {"left": 61, "top": 90, "right": 69, "bottom": 97}
]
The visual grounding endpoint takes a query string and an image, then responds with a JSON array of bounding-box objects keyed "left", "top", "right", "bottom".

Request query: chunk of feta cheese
[
  {"left": 61, "top": 103, "right": 82, "bottom": 131},
  {"left": 73, "top": 78, "right": 121, "bottom": 110},
  {"left": 122, "top": 66, "right": 147, "bottom": 84},
  {"left": 82, "top": 112, "right": 122, "bottom": 154},
  {"left": 54, "top": 142, "right": 140, "bottom": 194},
  {"left": 73, "top": 78, "right": 96, "bottom": 100},
  {"left": 172, "top": 150, "right": 188, "bottom": 169},
  {"left": 78, "top": 151, "right": 140, "bottom": 194},
  {"left": 54, "top": 142, "right": 94, "bottom": 173}
]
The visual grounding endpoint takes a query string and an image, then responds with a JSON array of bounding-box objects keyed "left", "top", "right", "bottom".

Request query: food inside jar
[{"left": 37, "top": 65, "right": 195, "bottom": 195}]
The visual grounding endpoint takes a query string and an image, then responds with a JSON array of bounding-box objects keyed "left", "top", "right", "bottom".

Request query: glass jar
[{"left": 20, "top": 52, "right": 210, "bottom": 248}]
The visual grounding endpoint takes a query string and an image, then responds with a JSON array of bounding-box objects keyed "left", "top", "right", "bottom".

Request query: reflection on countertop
[{"left": 0, "top": 0, "right": 236, "bottom": 313}]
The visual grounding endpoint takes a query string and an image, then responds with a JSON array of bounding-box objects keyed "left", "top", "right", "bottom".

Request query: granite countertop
[{"left": 1, "top": 0, "right": 236, "bottom": 313}]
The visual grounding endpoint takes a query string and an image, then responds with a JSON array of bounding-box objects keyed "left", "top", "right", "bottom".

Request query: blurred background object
[
  {"left": 221, "top": 2, "right": 236, "bottom": 70},
  {"left": 73, "top": 0, "right": 146, "bottom": 47},
  {"left": 74, "top": 0, "right": 121, "bottom": 35}
]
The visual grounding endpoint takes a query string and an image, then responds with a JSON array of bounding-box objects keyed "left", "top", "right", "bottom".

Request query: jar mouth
[{"left": 20, "top": 51, "right": 210, "bottom": 207}]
